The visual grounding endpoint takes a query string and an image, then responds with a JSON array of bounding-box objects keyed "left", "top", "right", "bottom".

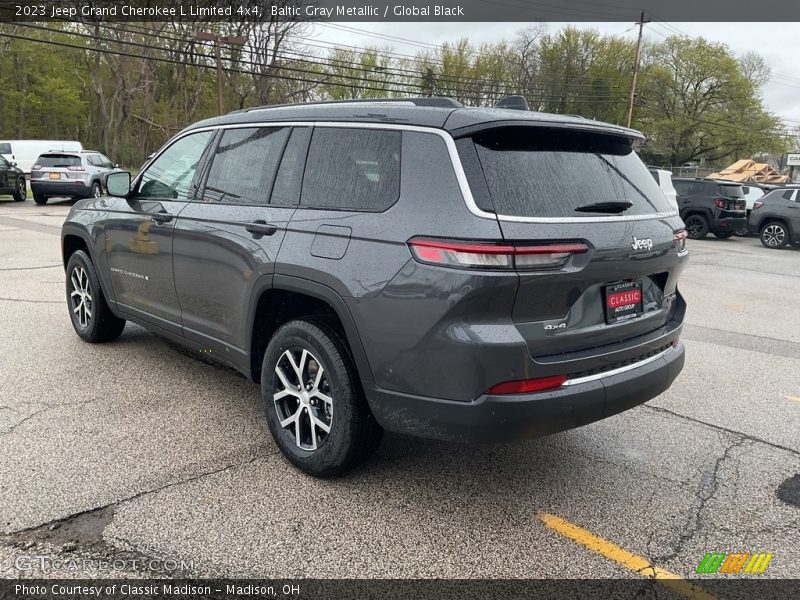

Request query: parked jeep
[
  {"left": 673, "top": 178, "right": 747, "bottom": 239},
  {"left": 61, "top": 98, "right": 688, "bottom": 476}
]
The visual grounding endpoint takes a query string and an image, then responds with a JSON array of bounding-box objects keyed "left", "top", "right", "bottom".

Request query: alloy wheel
[
  {"left": 93, "top": 184, "right": 102, "bottom": 198},
  {"left": 69, "top": 266, "right": 93, "bottom": 328},
  {"left": 273, "top": 348, "right": 333, "bottom": 452},
  {"left": 763, "top": 224, "right": 785, "bottom": 247},
  {"left": 18, "top": 180, "right": 25, "bottom": 197},
  {"left": 685, "top": 216, "right": 703, "bottom": 237}
]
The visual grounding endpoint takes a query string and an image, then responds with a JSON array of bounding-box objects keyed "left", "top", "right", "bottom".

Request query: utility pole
[
  {"left": 193, "top": 31, "right": 247, "bottom": 116},
  {"left": 625, "top": 11, "right": 648, "bottom": 128}
]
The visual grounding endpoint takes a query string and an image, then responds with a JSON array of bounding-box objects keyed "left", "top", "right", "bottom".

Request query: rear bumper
[
  {"left": 710, "top": 216, "right": 746, "bottom": 233},
  {"left": 366, "top": 343, "right": 685, "bottom": 443},
  {"left": 31, "top": 180, "right": 91, "bottom": 197}
]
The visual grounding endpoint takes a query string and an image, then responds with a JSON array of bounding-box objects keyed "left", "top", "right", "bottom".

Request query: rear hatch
[
  {"left": 30, "top": 153, "right": 85, "bottom": 182},
  {"left": 455, "top": 125, "right": 687, "bottom": 358},
  {"left": 715, "top": 182, "right": 746, "bottom": 214}
]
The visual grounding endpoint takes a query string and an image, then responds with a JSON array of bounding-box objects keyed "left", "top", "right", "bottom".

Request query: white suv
[{"left": 649, "top": 168, "right": 678, "bottom": 207}]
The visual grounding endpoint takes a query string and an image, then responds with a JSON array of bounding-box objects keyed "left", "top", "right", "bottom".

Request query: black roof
[{"left": 183, "top": 98, "right": 643, "bottom": 140}]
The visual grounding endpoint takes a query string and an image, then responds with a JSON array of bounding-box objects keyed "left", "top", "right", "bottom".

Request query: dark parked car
[
  {"left": 748, "top": 187, "right": 800, "bottom": 248},
  {"left": 61, "top": 98, "right": 688, "bottom": 476},
  {"left": 30, "top": 150, "right": 118, "bottom": 205},
  {"left": 0, "top": 155, "right": 26, "bottom": 202},
  {"left": 673, "top": 178, "right": 747, "bottom": 239}
]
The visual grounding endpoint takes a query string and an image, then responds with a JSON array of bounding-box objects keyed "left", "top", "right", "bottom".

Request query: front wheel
[
  {"left": 90, "top": 181, "right": 102, "bottom": 198},
  {"left": 684, "top": 215, "right": 709, "bottom": 240},
  {"left": 261, "top": 319, "right": 382, "bottom": 477},
  {"left": 66, "top": 250, "right": 126, "bottom": 342},
  {"left": 760, "top": 223, "right": 789, "bottom": 249},
  {"left": 12, "top": 178, "right": 26, "bottom": 202}
]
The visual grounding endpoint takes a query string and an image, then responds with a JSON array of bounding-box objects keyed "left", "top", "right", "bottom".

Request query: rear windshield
[
  {"left": 456, "top": 127, "right": 673, "bottom": 218},
  {"left": 0, "top": 143, "right": 11, "bottom": 154},
  {"left": 37, "top": 154, "right": 81, "bottom": 167},
  {"left": 717, "top": 184, "right": 744, "bottom": 199}
]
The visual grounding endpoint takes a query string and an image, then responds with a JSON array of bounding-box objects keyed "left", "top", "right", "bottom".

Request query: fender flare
[{"left": 246, "top": 274, "right": 374, "bottom": 386}]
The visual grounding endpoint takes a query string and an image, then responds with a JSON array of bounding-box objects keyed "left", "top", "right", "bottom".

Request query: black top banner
[{"left": 1, "top": 0, "right": 800, "bottom": 22}]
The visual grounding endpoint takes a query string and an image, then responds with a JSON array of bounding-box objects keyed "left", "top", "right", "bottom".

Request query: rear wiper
[{"left": 574, "top": 201, "right": 633, "bottom": 214}]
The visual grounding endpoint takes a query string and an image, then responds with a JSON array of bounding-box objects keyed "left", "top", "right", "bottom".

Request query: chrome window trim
[
  {"left": 142, "top": 121, "right": 679, "bottom": 223},
  {"left": 562, "top": 346, "right": 674, "bottom": 387}
]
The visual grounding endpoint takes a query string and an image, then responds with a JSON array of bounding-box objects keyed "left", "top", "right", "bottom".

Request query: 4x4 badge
[{"left": 631, "top": 236, "right": 653, "bottom": 251}]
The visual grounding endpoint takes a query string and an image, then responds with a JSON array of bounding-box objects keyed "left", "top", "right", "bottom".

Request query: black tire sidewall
[
  {"left": 33, "top": 194, "right": 47, "bottom": 205},
  {"left": 13, "top": 178, "right": 25, "bottom": 201},
  {"left": 91, "top": 182, "right": 101, "bottom": 198},
  {"left": 686, "top": 215, "right": 708, "bottom": 239},
  {"left": 760, "top": 223, "right": 788, "bottom": 249},
  {"left": 65, "top": 250, "right": 124, "bottom": 342},
  {"left": 261, "top": 320, "right": 363, "bottom": 477}
]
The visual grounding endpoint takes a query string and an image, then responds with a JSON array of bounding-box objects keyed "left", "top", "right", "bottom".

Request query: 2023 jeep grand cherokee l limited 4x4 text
[{"left": 61, "top": 98, "right": 688, "bottom": 477}]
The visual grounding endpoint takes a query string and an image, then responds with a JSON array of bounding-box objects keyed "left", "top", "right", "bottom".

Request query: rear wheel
[
  {"left": 12, "top": 178, "right": 26, "bottom": 202},
  {"left": 66, "top": 250, "right": 126, "bottom": 342},
  {"left": 760, "top": 222, "right": 789, "bottom": 249},
  {"left": 261, "top": 319, "right": 383, "bottom": 477},
  {"left": 684, "top": 214, "right": 709, "bottom": 240},
  {"left": 33, "top": 192, "right": 47, "bottom": 205},
  {"left": 90, "top": 181, "right": 102, "bottom": 198},
  {"left": 714, "top": 232, "right": 734, "bottom": 239}
]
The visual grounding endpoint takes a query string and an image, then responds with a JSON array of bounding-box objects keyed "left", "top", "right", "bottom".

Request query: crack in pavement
[
  {"left": 0, "top": 264, "right": 61, "bottom": 271},
  {"left": 0, "top": 297, "right": 62, "bottom": 304},
  {"left": 654, "top": 434, "right": 747, "bottom": 564},
  {"left": 644, "top": 404, "right": 800, "bottom": 458}
]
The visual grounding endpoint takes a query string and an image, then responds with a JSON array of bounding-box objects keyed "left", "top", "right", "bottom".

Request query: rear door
[
  {"left": 0, "top": 156, "right": 11, "bottom": 192},
  {"left": 455, "top": 126, "right": 687, "bottom": 357},
  {"left": 104, "top": 129, "right": 214, "bottom": 332},
  {"left": 172, "top": 126, "right": 309, "bottom": 353}
]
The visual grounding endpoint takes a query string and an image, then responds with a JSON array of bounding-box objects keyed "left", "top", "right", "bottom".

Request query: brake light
[
  {"left": 714, "top": 199, "right": 727, "bottom": 209},
  {"left": 753, "top": 201, "right": 764, "bottom": 210},
  {"left": 673, "top": 229, "right": 688, "bottom": 254},
  {"left": 487, "top": 374, "right": 568, "bottom": 395},
  {"left": 407, "top": 238, "right": 588, "bottom": 271},
  {"left": 68, "top": 166, "right": 85, "bottom": 171}
]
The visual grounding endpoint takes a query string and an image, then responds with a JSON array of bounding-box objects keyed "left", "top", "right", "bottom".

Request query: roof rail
[{"left": 236, "top": 97, "right": 464, "bottom": 114}]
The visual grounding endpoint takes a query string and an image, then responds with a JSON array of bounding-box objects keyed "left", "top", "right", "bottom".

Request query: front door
[
  {"left": 173, "top": 126, "right": 310, "bottom": 354},
  {"left": 104, "top": 130, "right": 214, "bottom": 333}
]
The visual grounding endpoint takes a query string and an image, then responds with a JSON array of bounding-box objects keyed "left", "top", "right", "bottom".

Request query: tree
[{"left": 636, "top": 36, "right": 789, "bottom": 165}]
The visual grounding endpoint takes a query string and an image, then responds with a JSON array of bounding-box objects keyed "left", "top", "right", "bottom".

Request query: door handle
[
  {"left": 245, "top": 220, "right": 278, "bottom": 237},
  {"left": 150, "top": 212, "right": 174, "bottom": 224}
]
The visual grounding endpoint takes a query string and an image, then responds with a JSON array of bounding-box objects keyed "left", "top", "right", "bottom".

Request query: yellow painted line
[
  {"left": 783, "top": 394, "right": 800, "bottom": 402},
  {"left": 539, "top": 513, "right": 718, "bottom": 600}
]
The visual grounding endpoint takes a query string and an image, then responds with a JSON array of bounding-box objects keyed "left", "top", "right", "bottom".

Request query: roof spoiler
[{"left": 495, "top": 95, "right": 529, "bottom": 111}]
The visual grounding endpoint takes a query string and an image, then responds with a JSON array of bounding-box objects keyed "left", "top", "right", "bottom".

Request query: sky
[{"left": 304, "top": 22, "right": 800, "bottom": 133}]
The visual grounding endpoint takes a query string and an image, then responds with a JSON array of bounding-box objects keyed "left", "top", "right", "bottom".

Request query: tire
[
  {"left": 33, "top": 192, "right": 47, "bottom": 205},
  {"left": 684, "top": 214, "right": 709, "bottom": 239},
  {"left": 714, "top": 232, "right": 734, "bottom": 239},
  {"left": 12, "top": 178, "right": 26, "bottom": 202},
  {"left": 261, "top": 318, "right": 383, "bottom": 477},
  {"left": 90, "top": 181, "right": 102, "bottom": 198},
  {"left": 65, "top": 250, "right": 126, "bottom": 342},
  {"left": 760, "top": 222, "right": 789, "bottom": 249}
]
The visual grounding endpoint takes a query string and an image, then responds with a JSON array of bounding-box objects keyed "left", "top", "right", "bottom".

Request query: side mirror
[
  {"left": 114, "top": 163, "right": 120, "bottom": 169},
  {"left": 106, "top": 171, "right": 132, "bottom": 197},
  {"left": 10, "top": 161, "right": 16, "bottom": 167}
]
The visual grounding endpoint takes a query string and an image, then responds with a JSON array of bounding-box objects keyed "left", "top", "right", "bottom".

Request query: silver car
[{"left": 30, "top": 151, "right": 118, "bottom": 205}]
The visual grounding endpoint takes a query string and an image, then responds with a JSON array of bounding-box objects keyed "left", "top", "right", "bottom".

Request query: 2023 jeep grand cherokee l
[{"left": 61, "top": 98, "right": 688, "bottom": 477}]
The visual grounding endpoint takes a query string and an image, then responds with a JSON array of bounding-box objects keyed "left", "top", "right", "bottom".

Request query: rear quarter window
[
  {"left": 457, "top": 127, "right": 673, "bottom": 218},
  {"left": 300, "top": 128, "right": 401, "bottom": 211}
]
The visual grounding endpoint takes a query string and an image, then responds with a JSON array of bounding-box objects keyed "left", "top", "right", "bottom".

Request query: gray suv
[
  {"left": 30, "top": 151, "right": 117, "bottom": 205},
  {"left": 60, "top": 98, "right": 688, "bottom": 477}
]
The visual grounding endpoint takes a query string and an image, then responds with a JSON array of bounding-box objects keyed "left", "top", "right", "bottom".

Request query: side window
[
  {"left": 271, "top": 127, "right": 311, "bottom": 206},
  {"left": 783, "top": 190, "right": 794, "bottom": 200},
  {"left": 98, "top": 154, "right": 114, "bottom": 168},
  {"left": 137, "top": 131, "right": 213, "bottom": 201},
  {"left": 86, "top": 155, "right": 100, "bottom": 167},
  {"left": 201, "top": 127, "right": 289, "bottom": 205},
  {"left": 0, "top": 156, "right": 8, "bottom": 167},
  {"left": 301, "top": 128, "right": 401, "bottom": 211},
  {"left": 673, "top": 181, "right": 691, "bottom": 197}
]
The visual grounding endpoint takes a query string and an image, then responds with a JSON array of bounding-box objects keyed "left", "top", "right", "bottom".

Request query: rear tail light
[
  {"left": 673, "top": 229, "right": 688, "bottom": 254},
  {"left": 487, "top": 374, "right": 568, "bottom": 395},
  {"left": 753, "top": 201, "right": 764, "bottom": 210},
  {"left": 407, "top": 238, "right": 588, "bottom": 271},
  {"left": 714, "top": 198, "right": 727, "bottom": 209},
  {"left": 68, "top": 166, "right": 85, "bottom": 171},
  {"left": 32, "top": 164, "right": 41, "bottom": 170}
]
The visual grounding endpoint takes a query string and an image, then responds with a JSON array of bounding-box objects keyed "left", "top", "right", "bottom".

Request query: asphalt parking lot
[{"left": 1, "top": 198, "right": 799, "bottom": 588}]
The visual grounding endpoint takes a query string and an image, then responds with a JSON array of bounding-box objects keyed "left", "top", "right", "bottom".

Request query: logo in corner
[{"left": 696, "top": 552, "right": 773, "bottom": 574}]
